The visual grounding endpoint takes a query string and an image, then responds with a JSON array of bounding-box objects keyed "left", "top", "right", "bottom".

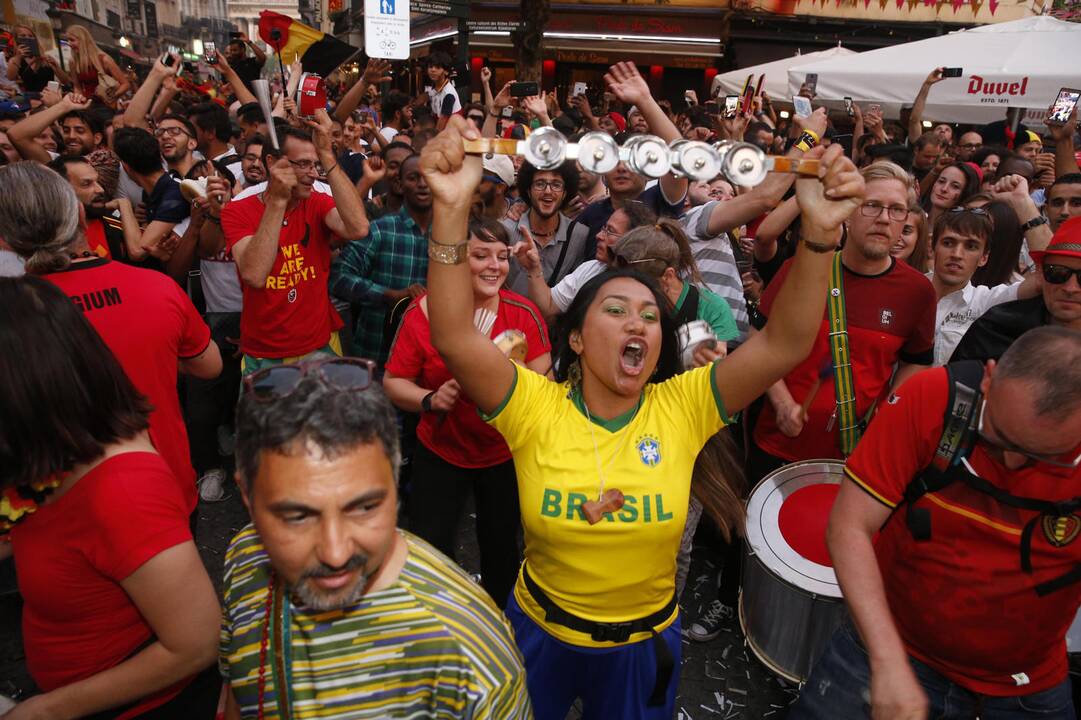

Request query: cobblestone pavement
[{"left": 1, "top": 484, "right": 800, "bottom": 718}]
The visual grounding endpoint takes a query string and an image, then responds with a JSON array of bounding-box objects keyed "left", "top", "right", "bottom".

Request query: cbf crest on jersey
[{"left": 636, "top": 435, "right": 661, "bottom": 467}]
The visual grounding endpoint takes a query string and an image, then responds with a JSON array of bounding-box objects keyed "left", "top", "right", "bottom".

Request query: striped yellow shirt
[{"left": 219, "top": 525, "right": 532, "bottom": 718}]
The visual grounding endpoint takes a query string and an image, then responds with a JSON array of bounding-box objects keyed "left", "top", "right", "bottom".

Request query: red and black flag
[{"left": 258, "top": 11, "right": 360, "bottom": 77}]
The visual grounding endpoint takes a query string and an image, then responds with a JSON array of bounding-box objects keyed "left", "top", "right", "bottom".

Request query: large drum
[{"left": 740, "top": 459, "right": 846, "bottom": 683}]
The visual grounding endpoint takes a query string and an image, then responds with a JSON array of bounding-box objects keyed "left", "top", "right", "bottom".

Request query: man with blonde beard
[{"left": 749, "top": 162, "right": 937, "bottom": 476}]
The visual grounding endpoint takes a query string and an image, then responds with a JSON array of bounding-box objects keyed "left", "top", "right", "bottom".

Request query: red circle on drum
[{"left": 777, "top": 484, "right": 839, "bottom": 567}]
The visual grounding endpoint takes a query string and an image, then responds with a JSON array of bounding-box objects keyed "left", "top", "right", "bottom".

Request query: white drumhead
[{"left": 745, "top": 459, "right": 844, "bottom": 598}]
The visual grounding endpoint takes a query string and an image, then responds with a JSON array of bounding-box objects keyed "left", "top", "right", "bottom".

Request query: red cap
[
  {"left": 1031, "top": 215, "right": 1081, "bottom": 265},
  {"left": 608, "top": 112, "right": 626, "bottom": 132}
]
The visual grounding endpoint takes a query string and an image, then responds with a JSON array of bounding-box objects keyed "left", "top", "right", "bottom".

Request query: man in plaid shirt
[{"left": 331, "top": 153, "right": 431, "bottom": 365}]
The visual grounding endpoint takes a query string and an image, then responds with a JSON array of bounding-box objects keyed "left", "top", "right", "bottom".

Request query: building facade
[{"left": 228, "top": 0, "right": 299, "bottom": 41}]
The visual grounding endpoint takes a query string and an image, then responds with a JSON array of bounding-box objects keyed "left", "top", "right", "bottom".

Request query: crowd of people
[{"left": 0, "top": 20, "right": 1079, "bottom": 720}]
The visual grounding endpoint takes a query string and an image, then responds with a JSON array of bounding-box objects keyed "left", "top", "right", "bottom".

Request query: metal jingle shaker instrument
[{"left": 461, "top": 131, "right": 822, "bottom": 188}]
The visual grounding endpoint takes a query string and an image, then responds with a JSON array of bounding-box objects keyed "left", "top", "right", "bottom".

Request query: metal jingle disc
[
  {"left": 575, "top": 131, "right": 620, "bottom": 175},
  {"left": 624, "top": 134, "right": 671, "bottom": 178},
  {"left": 673, "top": 140, "right": 722, "bottom": 182},
  {"left": 522, "top": 126, "right": 568, "bottom": 170},
  {"left": 721, "top": 142, "right": 769, "bottom": 187}
]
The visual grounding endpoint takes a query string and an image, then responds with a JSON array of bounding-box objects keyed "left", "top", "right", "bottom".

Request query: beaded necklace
[{"left": 256, "top": 572, "right": 293, "bottom": 720}]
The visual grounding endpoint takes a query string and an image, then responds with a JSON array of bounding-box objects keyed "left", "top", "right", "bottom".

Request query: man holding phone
[
  {"left": 908, "top": 67, "right": 960, "bottom": 145},
  {"left": 223, "top": 32, "right": 266, "bottom": 94}
]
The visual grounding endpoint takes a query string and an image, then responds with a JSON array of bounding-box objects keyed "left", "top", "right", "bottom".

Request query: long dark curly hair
[{"left": 552, "top": 268, "right": 681, "bottom": 386}]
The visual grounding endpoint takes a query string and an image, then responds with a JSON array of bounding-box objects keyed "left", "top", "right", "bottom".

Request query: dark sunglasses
[
  {"left": 467, "top": 114, "right": 485, "bottom": 124},
  {"left": 243, "top": 357, "right": 375, "bottom": 402},
  {"left": 1042, "top": 263, "right": 1081, "bottom": 286},
  {"left": 948, "top": 206, "right": 990, "bottom": 217}
]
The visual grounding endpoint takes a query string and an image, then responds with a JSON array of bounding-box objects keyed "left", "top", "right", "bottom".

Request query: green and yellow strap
[{"left": 827, "top": 252, "right": 861, "bottom": 457}]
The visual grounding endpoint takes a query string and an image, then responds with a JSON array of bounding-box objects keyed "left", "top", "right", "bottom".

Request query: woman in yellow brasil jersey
[{"left": 419, "top": 116, "right": 865, "bottom": 719}]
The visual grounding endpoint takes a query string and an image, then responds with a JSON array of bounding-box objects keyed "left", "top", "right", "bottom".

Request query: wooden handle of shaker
[
  {"left": 768, "top": 157, "right": 822, "bottom": 176},
  {"left": 462, "top": 138, "right": 520, "bottom": 157}
]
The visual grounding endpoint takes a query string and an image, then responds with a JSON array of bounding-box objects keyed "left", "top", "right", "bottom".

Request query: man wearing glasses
[
  {"left": 222, "top": 115, "right": 370, "bottom": 376},
  {"left": 952, "top": 216, "right": 1081, "bottom": 364},
  {"left": 502, "top": 160, "right": 589, "bottom": 294},
  {"left": 220, "top": 360, "right": 531, "bottom": 718},
  {"left": 791, "top": 325, "right": 1081, "bottom": 720},
  {"left": 750, "top": 161, "right": 937, "bottom": 474},
  {"left": 154, "top": 114, "right": 198, "bottom": 179},
  {"left": 955, "top": 131, "right": 983, "bottom": 162}
]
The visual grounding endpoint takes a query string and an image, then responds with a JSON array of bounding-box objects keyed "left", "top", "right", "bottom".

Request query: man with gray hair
[
  {"left": 220, "top": 359, "right": 531, "bottom": 719},
  {"left": 792, "top": 325, "right": 1081, "bottom": 720},
  {"left": 0, "top": 161, "right": 220, "bottom": 515}
]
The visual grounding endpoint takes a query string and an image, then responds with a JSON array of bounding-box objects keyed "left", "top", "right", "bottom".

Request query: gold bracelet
[{"left": 428, "top": 240, "right": 468, "bottom": 265}]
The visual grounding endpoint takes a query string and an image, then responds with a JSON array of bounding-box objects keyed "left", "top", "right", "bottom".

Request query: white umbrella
[
  {"left": 711, "top": 45, "right": 857, "bottom": 101},
  {"left": 786, "top": 16, "right": 1081, "bottom": 125}
]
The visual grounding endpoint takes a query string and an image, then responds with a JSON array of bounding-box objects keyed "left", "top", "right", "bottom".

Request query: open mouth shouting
[{"left": 620, "top": 337, "right": 648, "bottom": 376}]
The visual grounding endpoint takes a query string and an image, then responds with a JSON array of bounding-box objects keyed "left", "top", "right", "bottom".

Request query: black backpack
[{"left": 895, "top": 360, "right": 1081, "bottom": 596}]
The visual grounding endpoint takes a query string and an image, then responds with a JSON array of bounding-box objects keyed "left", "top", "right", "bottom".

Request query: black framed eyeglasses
[
  {"left": 243, "top": 357, "right": 376, "bottom": 403},
  {"left": 153, "top": 126, "right": 189, "bottom": 138},
  {"left": 1042, "top": 263, "right": 1081, "bottom": 286},
  {"left": 859, "top": 201, "right": 908, "bottom": 222}
]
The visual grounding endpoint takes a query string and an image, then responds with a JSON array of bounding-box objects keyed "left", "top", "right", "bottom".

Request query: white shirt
[
  {"left": 929, "top": 274, "right": 1021, "bottom": 366},
  {"left": 426, "top": 81, "right": 461, "bottom": 118},
  {"left": 550, "top": 260, "right": 605, "bottom": 313},
  {"left": 213, "top": 147, "right": 244, "bottom": 185},
  {"left": 380, "top": 126, "right": 399, "bottom": 143}
]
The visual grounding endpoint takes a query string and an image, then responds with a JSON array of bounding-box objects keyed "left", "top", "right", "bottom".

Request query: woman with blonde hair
[{"left": 63, "top": 26, "right": 129, "bottom": 107}]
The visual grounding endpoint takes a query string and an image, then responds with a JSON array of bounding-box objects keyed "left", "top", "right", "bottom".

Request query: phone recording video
[
  {"left": 844, "top": 97, "right": 854, "bottom": 117},
  {"left": 1047, "top": 87, "right": 1081, "bottom": 126},
  {"left": 941, "top": 67, "right": 963, "bottom": 78},
  {"left": 510, "top": 81, "right": 538, "bottom": 98},
  {"left": 204, "top": 41, "right": 217, "bottom": 65},
  {"left": 724, "top": 95, "right": 739, "bottom": 119}
]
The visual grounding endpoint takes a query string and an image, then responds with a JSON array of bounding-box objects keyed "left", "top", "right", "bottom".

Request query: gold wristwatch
[{"left": 428, "top": 240, "right": 468, "bottom": 264}]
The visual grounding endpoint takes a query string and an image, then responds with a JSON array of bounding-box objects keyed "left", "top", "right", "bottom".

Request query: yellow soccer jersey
[{"left": 485, "top": 362, "right": 728, "bottom": 647}]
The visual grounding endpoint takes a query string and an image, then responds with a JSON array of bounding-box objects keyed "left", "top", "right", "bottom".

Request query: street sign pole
[{"left": 456, "top": 16, "right": 469, "bottom": 98}]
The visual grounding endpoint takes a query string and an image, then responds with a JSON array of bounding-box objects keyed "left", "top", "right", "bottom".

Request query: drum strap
[
  {"left": 522, "top": 564, "right": 676, "bottom": 706},
  {"left": 826, "top": 253, "right": 860, "bottom": 457}
]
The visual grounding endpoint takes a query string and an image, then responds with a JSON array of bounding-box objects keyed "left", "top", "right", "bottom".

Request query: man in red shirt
[
  {"left": 221, "top": 113, "right": 370, "bottom": 374},
  {"left": 48, "top": 155, "right": 143, "bottom": 263},
  {"left": 751, "top": 161, "right": 937, "bottom": 477},
  {"left": 0, "top": 162, "right": 222, "bottom": 514},
  {"left": 790, "top": 326, "right": 1081, "bottom": 720}
]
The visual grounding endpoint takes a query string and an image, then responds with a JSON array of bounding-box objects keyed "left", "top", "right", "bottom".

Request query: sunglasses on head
[
  {"left": 613, "top": 254, "right": 665, "bottom": 269},
  {"left": 1042, "top": 263, "right": 1081, "bottom": 286},
  {"left": 243, "top": 357, "right": 375, "bottom": 402}
]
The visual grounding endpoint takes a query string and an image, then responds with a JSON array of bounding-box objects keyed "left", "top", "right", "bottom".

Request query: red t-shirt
[
  {"left": 221, "top": 190, "right": 341, "bottom": 358},
  {"left": 10, "top": 452, "right": 193, "bottom": 717},
  {"left": 85, "top": 219, "right": 111, "bottom": 259},
  {"left": 845, "top": 368, "right": 1081, "bottom": 695},
  {"left": 385, "top": 290, "right": 551, "bottom": 468},
  {"left": 44, "top": 259, "right": 210, "bottom": 511},
  {"left": 754, "top": 256, "right": 936, "bottom": 461}
]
